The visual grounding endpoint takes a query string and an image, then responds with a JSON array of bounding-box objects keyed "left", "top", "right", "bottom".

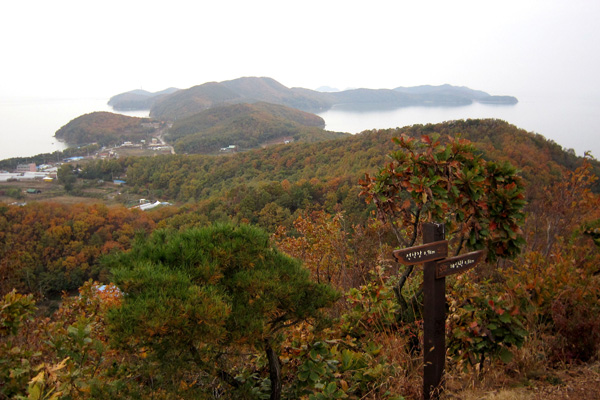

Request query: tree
[
  {"left": 57, "top": 164, "right": 77, "bottom": 192},
  {"left": 105, "top": 224, "right": 338, "bottom": 399},
  {"left": 359, "top": 134, "right": 526, "bottom": 317}
]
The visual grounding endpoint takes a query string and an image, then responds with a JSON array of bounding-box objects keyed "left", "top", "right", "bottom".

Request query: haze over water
[
  {"left": 0, "top": 97, "right": 149, "bottom": 161},
  {"left": 319, "top": 92, "right": 600, "bottom": 158},
  {"left": 1, "top": 92, "right": 598, "bottom": 162}
]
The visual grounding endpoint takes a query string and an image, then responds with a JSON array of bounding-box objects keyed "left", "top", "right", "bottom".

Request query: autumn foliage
[
  {"left": 0, "top": 203, "right": 156, "bottom": 298},
  {"left": 1, "top": 119, "right": 600, "bottom": 398}
]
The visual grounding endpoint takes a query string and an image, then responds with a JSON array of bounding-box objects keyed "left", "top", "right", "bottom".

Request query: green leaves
[
  {"left": 447, "top": 286, "right": 527, "bottom": 370},
  {"left": 291, "top": 338, "right": 393, "bottom": 400},
  {"left": 106, "top": 224, "right": 339, "bottom": 395},
  {"left": 360, "top": 134, "right": 525, "bottom": 259},
  {"left": 0, "top": 290, "right": 36, "bottom": 337}
]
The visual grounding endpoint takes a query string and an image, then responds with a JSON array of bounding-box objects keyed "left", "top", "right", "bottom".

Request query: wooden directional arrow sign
[
  {"left": 393, "top": 240, "right": 448, "bottom": 265},
  {"left": 435, "top": 250, "right": 485, "bottom": 279}
]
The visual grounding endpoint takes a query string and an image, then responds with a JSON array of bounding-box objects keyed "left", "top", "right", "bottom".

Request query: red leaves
[{"left": 359, "top": 134, "right": 525, "bottom": 259}]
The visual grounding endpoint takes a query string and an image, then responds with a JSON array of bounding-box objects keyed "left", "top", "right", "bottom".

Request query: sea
[
  {"left": 0, "top": 93, "right": 598, "bottom": 161},
  {"left": 0, "top": 97, "right": 149, "bottom": 161}
]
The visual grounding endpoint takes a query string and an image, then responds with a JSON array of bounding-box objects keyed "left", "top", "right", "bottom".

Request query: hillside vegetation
[
  {"left": 2, "top": 118, "right": 599, "bottom": 399},
  {"left": 167, "top": 102, "right": 342, "bottom": 154},
  {"left": 121, "top": 120, "right": 589, "bottom": 205},
  {"left": 54, "top": 111, "right": 160, "bottom": 146}
]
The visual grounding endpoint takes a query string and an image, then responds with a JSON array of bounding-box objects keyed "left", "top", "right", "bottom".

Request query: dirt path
[{"left": 155, "top": 126, "right": 175, "bottom": 154}]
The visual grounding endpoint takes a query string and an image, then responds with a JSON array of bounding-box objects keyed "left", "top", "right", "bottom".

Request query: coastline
[{"left": 2, "top": 94, "right": 600, "bottom": 161}]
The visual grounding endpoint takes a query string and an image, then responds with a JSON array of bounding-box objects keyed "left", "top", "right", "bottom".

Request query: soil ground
[{"left": 445, "top": 362, "right": 600, "bottom": 399}]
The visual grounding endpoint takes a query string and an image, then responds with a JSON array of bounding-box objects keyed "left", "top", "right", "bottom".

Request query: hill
[
  {"left": 327, "top": 84, "right": 517, "bottom": 110},
  {"left": 54, "top": 111, "right": 161, "bottom": 146},
  {"left": 149, "top": 77, "right": 331, "bottom": 120},
  {"left": 394, "top": 84, "right": 518, "bottom": 104},
  {"left": 120, "top": 119, "right": 590, "bottom": 207},
  {"left": 221, "top": 77, "right": 332, "bottom": 111},
  {"left": 110, "top": 77, "right": 518, "bottom": 119},
  {"left": 149, "top": 82, "right": 242, "bottom": 120},
  {"left": 166, "top": 102, "right": 345, "bottom": 154},
  {"left": 108, "top": 87, "right": 179, "bottom": 111}
]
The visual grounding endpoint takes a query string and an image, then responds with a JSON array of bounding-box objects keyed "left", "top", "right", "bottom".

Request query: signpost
[
  {"left": 392, "top": 240, "right": 448, "bottom": 265},
  {"left": 393, "top": 223, "right": 484, "bottom": 400},
  {"left": 436, "top": 250, "right": 484, "bottom": 279}
]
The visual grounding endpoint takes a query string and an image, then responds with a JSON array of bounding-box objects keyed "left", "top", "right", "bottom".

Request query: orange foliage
[
  {"left": 0, "top": 202, "right": 156, "bottom": 297},
  {"left": 274, "top": 211, "right": 349, "bottom": 288},
  {"left": 524, "top": 158, "right": 600, "bottom": 255}
]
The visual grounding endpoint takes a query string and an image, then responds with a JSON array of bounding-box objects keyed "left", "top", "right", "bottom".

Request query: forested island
[
  {"left": 47, "top": 77, "right": 519, "bottom": 153},
  {"left": 54, "top": 111, "right": 164, "bottom": 146},
  {"left": 107, "top": 87, "right": 179, "bottom": 111},
  {"left": 108, "top": 77, "right": 518, "bottom": 117}
]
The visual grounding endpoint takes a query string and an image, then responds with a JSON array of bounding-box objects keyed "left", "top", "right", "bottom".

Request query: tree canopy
[
  {"left": 105, "top": 224, "right": 339, "bottom": 399},
  {"left": 360, "top": 133, "right": 526, "bottom": 260}
]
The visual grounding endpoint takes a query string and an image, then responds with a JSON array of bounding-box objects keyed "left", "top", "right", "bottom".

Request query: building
[
  {"left": 220, "top": 145, "right": 238, "bottom": 153},
  {"left": 16, "top": 163, "right": 36, "bottom": 173}
]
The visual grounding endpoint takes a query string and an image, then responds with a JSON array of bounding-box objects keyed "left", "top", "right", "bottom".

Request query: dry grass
[
  {"left": 445, "top": 362, "right": 600, "bottom": 400},
  {"left": 0, "top": 179, "right": 125, "bottom": 206},
  {"left": 370, "top": 324, "right": 600, "bottom": 400}
]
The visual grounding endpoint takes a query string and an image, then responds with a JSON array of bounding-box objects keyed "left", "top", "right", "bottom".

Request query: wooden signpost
[
  {"left": 393, "top": 223, "right": 484, "bottom": 400},
  {"left": 436, "top": 250, "right": 484, "bottom": 279}
]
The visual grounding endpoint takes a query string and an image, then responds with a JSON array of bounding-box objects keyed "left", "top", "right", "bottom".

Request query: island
[{"left": 108, "top": 77, "right": 519, "bottom": 120}]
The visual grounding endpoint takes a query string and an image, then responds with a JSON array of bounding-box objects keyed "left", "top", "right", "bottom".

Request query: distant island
[
  {"left": 108, "top": 77, "right": 518, "bottom": 120},
  {"left": 107, "top": 87, "right": 179, "bottom": 111},
  {"left": 55, "top": 77, "right": 518, "bottom": 154},
  {"left": 53, "top": 102, "right": 346, "bottom": 155},
  {"left": 54, "top": 112, "right": 163, "bottom": 146}
]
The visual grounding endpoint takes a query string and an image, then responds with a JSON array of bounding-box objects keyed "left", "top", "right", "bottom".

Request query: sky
[{"left": 2, "top": 0, "right": 600, "bottom": 101}]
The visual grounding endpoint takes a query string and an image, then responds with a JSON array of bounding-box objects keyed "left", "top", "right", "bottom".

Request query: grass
[{"left": 0, "top": 179, "right": 125, "bottom": 206}]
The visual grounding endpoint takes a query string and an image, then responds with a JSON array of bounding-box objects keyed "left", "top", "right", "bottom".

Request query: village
[{"left": 0, "top": 137, "right": 174, "bottom": 210}]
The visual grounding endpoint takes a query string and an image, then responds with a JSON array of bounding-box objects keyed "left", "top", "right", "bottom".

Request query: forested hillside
[
  {"left": 123, "top": 119, "right": 587, "bottom": 201},
  {"left": 2, "top": 118, "right": 599, "bottom": 399},
  {"left": 54, "top": 112, "right": 161, "bottom": 146},
  {"left": 166, "top": 102, "right": 343, "bottom": 154}
]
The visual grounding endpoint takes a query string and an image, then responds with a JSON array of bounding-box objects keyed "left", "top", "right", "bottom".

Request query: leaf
[
  {"left": 499, "top": 347, "right": 514, "bottom": 363},
  {"left": 499, "top": 313, "right": 511, "bottom": 323}
]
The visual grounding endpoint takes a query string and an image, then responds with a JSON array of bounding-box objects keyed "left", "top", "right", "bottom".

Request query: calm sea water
[
  {"left": 0, "top": 97, "right": 149, "bottom": 160},
  {"left": 318, "top": 93, "right": 600, "bottom": 158},
  {"left": 0, "top": 94, "right": 598, "bottom": 160}
]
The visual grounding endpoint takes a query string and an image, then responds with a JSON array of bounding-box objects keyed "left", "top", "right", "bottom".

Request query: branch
[
  {"left": 189, "top": 344, "right": 240, "bottom": 389},
  {"left": 409, "top": 287, "right": 424, "bottom": 308},
  {"left": 408, "top": 207, "right": 422, "bottom": 247},
  {"left": 393, "top": 264, "right": 415, "bottom": 315},
  {"left": 455, "top": 233, "right": 466, "bottom": 256},
  {"left": 396, "top": 265, "right": 415, "bottom": 294},
  {"left": 374, "top": 196, "right": 408, "bottom": 247},
  {"left": 385, "top": 211, "right": 408, "bottom": 247}
]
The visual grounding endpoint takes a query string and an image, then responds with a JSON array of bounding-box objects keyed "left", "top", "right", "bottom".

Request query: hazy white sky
[{"left": 1, "top": 0, "right": 599, "bottom": 99}]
